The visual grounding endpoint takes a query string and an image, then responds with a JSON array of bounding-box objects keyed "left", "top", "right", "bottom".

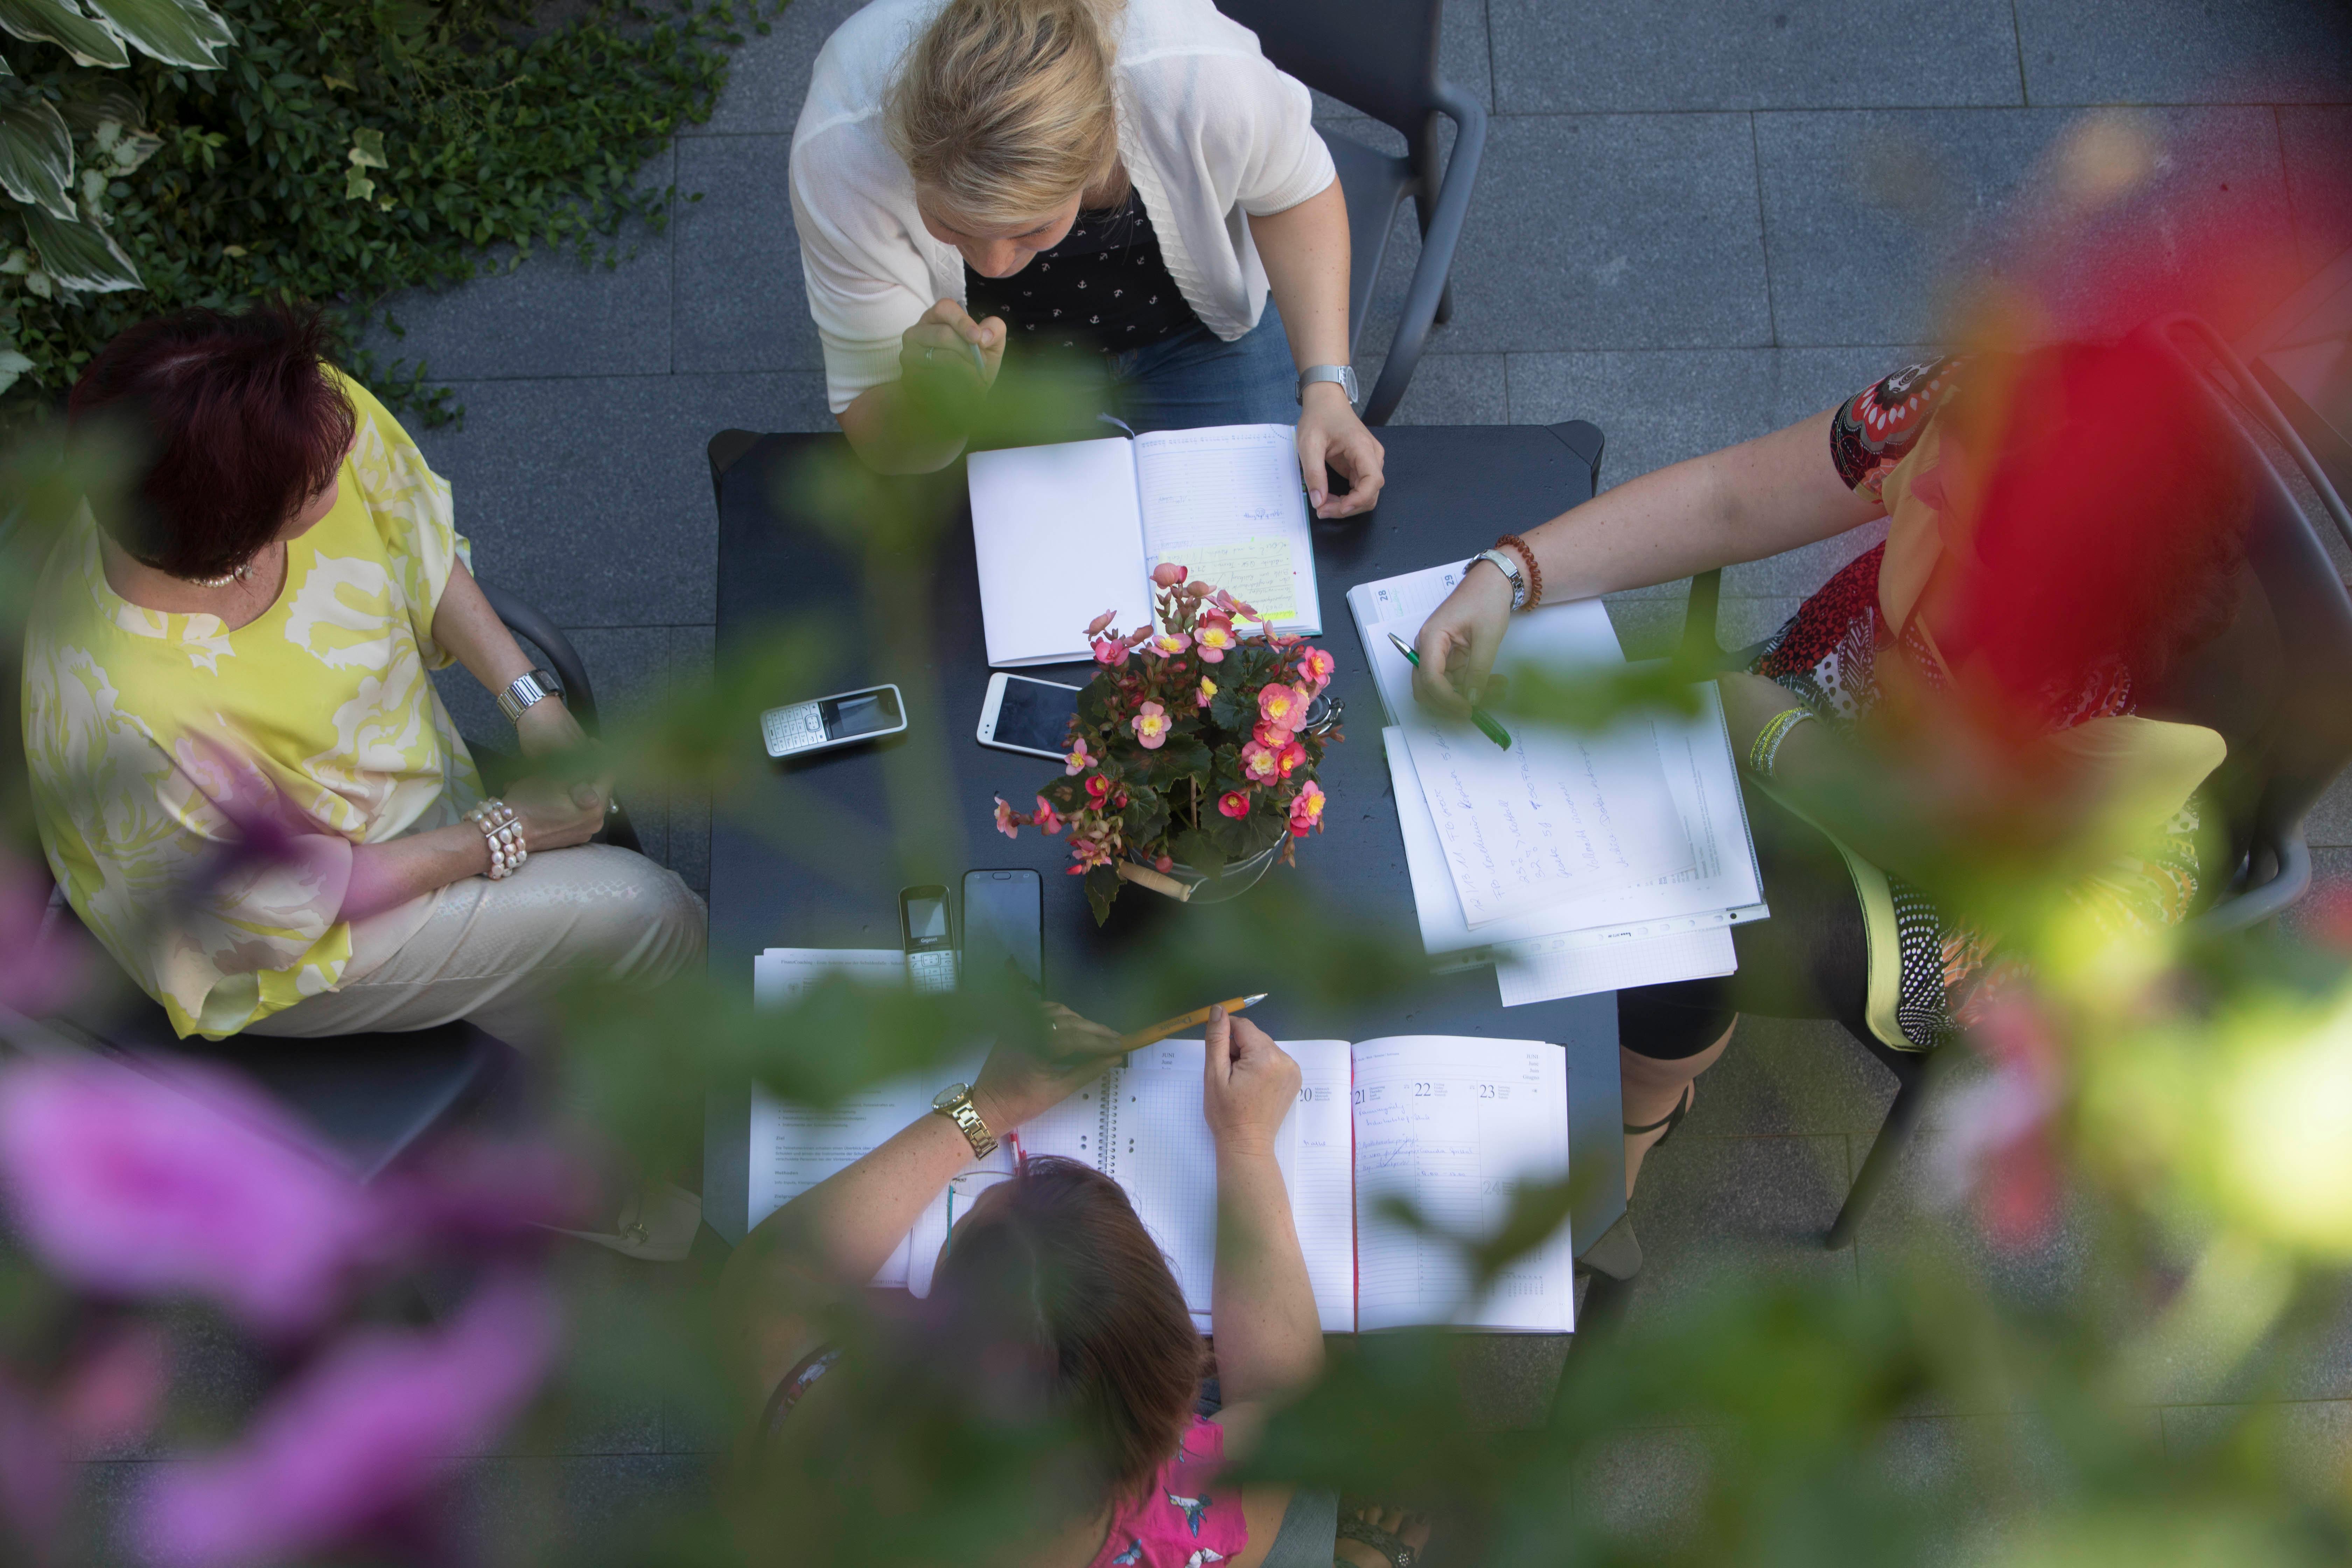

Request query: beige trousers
[{"left": 246, "top": 844, "right": 706, "bottom": 1051}]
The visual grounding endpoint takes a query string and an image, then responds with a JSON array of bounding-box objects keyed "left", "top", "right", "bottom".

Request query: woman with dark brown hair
[{"left": 719, "top": 1003, "right": 1428, "bottom": 1568}]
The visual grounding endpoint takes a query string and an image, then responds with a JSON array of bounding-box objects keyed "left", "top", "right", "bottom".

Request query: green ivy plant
[{"left": 0, "top": 0, "right": 769, "bottom": 418}]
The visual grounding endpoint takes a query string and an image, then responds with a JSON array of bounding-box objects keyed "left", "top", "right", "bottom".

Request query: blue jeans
[{"left": 1103, "top": 301, "right": 1301, "bottom": 433}]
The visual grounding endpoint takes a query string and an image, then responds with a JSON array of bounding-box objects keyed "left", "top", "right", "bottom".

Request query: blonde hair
[{"left": 888, "top": 0, "right": 1129, "bottom": 232}]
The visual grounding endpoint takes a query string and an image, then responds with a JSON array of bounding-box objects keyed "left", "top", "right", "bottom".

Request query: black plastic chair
[
  {"left": 1214, "top": 0, "right": 1486, "bottom": 427},
  {"left": 1675, "top": 317, "right": 2352, "bottom": 1250},
  {"left": 10, "top": 582, "right": 614, "bottom": 1180}
]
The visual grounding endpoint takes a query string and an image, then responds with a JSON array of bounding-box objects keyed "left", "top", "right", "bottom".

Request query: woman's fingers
[
  {"left": 1295, "top": 424, "right": 1332, "bottom": 513},
  {"left": 1320, "top": 428, "right": 1386, "bottom": 518},
  {"left": 1203, "top": 1004, "right": 1233, "bottom": 1080}
]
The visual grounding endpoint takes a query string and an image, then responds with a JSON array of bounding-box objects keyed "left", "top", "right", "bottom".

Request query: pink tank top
[{"left": 1085, "top": 1415, "right": 1249, "bottom": 1568}]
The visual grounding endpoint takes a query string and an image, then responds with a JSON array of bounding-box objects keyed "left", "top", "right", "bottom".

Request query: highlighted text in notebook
[{"left": 1155, "top": 538, "right": 1298, "bottom": 623}]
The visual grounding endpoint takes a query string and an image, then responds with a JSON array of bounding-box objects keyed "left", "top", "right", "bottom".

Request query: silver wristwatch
[
  {"left": 1298, "top": 364, "right": 1359, "bottom": 407},
  {"left": 1471, "top": 548, "right": 1528, "bottom": 611},
  {"left": 496, "top": 667, "right": 563, "bottom": 725}
]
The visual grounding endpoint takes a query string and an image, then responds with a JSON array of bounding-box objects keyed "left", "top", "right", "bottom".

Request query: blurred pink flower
[
  {"left": 1148, "top": 631, "right": 1191, "bottom": 658},
  {"left": 0, "top": 855, "right": 89, "bottom": 1017},
  {"left": 1084, "top": 610, "right": 1118, "bottom": 638},
  {"left": 1927, "top": 994, "right": 2063, "bottom": 1252},
  {"left": 1195, "top": 678, "right": 1216, "bottom": 710},
  {"left": 1064, "top": 737, "right": 1092, "bottom": 776},
  {"left": 1084, "top": 774, "right": 1112, "bottom": 805},
  {"left": 993, "top": 796, "right": 1020, "bottom": 839},
  {"left": 1031, "top": 796, "right": 1065, "bottom": 835},
  {"left": 1151, "top": 562, "right": 1188, "bottom": 588},
  {"left": 373, "top": 1139, "right": 597, "bottom": 1253},
  {"left": 1153, "top": 855, "right": 1174, "bottom": 874},
  {"left": 1277, "top": 740, "right": 1307, "bottom": 777},
  {"left": 1288, "top": 781, "right": 1326, "bottom": 836},
  {"left": 1091, "top": 637, "right": 1129, "bottom": 668},
  {"left": 1296, "top": 647, "right": 1335, "bottom": 690},
  {"left": 1257, "top": 683, "right": 1309, "bottom": 731},
  {"left": 134, "top": 1271, "right": 561, "bottom": 1568},
  {"left": 0, "top": 1058, "right": 378, "bottom": 1336},
  {"left": 1240, "top": 742, "right": 1281, "bottom": 785},
  {"left": 1130, "top": 701, "right": 1171, "bottom": 750},
  {"left": 1192, "top": 617, "right": 1236, "bottom": 664},
  {"left": 1253, "top": 720, "right": 1288, "bottom": 750},
  {"left": 1217, "top": 791, "right": 1252, "bottom": 820}
]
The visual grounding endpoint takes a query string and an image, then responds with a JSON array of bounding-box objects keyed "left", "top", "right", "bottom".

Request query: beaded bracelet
[
  {"left": 1747, "top": 707, "right": 1816, "bottom": 779},
  {"left": 466, "top": 798, "right": 530, "bottom": 880},
  {"left": 1494, "top": 533, "right": 1544, "bottom": 610}
]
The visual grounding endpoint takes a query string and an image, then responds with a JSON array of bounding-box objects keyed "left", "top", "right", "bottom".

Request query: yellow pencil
[{"left": 1120, "top": 992, "right": 1269, "bottom": 1051}]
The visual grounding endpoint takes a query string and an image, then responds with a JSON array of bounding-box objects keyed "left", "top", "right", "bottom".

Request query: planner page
[
  {"left": 968, "top": 436, "right": 1153, "bottom": 666},
  {"left": 1350, "top": 1037, "right": 1575, "bottom": 1333},
  {"left": 1132, "top": 425, "right": 1322, "bottom": 635},
  {"left": 1283, "top": 1040, "right": 1361, "bottom": 1333}
]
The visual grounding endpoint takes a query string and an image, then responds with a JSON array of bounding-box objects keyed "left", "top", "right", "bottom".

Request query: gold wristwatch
[{"left": 930, "top": 1083, "right": 998, "bottom": 1158}]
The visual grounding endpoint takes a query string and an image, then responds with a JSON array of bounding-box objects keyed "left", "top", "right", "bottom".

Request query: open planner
[
  {"left": 966, "top": 423, "right": 1322, "bottom": 666},
  {"left": 1349, "top": 563, "right": 1767, "bottom": 1006},
  {"left": 748, "top": 1003, "right": 1577, "bottom": 1334}
]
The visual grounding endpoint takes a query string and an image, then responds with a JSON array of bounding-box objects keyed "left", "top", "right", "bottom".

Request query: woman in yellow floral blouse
[{"left": 21, "top": 306, "right": 704, "bottom": 1057}]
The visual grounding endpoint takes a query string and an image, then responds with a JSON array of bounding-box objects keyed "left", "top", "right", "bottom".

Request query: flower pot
[{"left": 1129, "top": 838, "right": 1285, "bottom": 904}]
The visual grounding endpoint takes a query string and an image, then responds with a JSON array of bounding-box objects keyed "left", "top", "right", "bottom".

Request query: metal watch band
[
  {"left": 1471, "top": 548, "right": 1528, "bottom": 612},
  {"left": 496, "top": 667, "right": 561, "bottom": 725},
  {"left": 1298, "top": 364, "right": 1359, "bottom": 406},
  {"left": 934, "top": 1088, "right": 999, "bottom": 1159}
]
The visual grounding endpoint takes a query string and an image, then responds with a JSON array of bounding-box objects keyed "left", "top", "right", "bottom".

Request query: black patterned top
[{"left": 964, "top": 190, "right": 1202, "bottom": 354}]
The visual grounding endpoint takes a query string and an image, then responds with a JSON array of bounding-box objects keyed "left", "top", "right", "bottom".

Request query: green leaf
[
  {"left": 347, "top": 124, "right": 385, "bottom": 168},
  {"left": 82, "top": 0, "right": 231, "bottom": 67},
  {"left": 1082, "top": 864, "right": 1118, "bottom": 926},
  {"left": 0, "top": 344, "right": 30, "bottom": 394},
  {"left": 0, "top": 0, "right": 127, "bottom": 67},
  {"left": 21, "top": 203, "right": 139, "bottom": 291},
  {"left": 1169, "top": 827, "right": 1225, "bottom": 878},
  {"left": 0, "top": 86, "right": 75, "bottom": 220}
]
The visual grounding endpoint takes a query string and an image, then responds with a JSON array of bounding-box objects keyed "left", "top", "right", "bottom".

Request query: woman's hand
[
  {"left": 1296, "top": 384, "right": 1384, "bottom": 519},
  {"left": 898, "top": 298, "right": 1005, "bottom": 396},
  {"left": 972, "top": 1002, "right": 1126, "bottom": 1131},
  {"left": 1202, "top": 1006, "right": 1299, "bottom": 1157},
  {"left": 1410, "top": 560, "right": 1514, "bottom": 718},
  {"left": 505, "top": 771, "right": 608, "bottom": 854}
]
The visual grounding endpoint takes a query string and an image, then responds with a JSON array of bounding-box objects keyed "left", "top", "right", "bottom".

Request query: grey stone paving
[{"left": 372, "top": 0, "right": 2352, "bottom": 1544}]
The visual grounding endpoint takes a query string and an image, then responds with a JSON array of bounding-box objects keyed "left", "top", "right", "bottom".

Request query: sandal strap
[
  {"left": 1621, "top": 1083, "right": 1695, "bottom": 1139},
  {"left": 1336, "top": 1518, "right": 1417, "bottom": 1568}
]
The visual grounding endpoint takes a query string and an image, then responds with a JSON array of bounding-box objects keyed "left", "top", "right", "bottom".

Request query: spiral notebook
[
  {"left": 753, "top": 1027, "right": 1575, "bottom": 1335},
  {"left": 966, "top": 423, "right": 1322, "bottom": 666}
]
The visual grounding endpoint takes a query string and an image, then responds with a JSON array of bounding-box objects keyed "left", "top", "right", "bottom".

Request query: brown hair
[{"left": 887, "top": 0, "right": 1129, "bottom": 232}]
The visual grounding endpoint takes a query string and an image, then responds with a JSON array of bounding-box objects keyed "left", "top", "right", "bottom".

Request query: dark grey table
[{"left": 699, "top": 425, "right": 1631, "bottom": 1325}]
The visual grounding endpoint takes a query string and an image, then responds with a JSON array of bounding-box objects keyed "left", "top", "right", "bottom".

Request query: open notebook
[
  {"left": 966, "top": 424, "right": 1322, "bottom": 666},
  {"left": 750, "top": 1030, "right": 1575, "bottom": 1335}
]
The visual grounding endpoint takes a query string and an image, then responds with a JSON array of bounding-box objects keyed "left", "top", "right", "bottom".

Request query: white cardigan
[{"left": 789, "top": 0, "right": 1336, "bottom": 414}]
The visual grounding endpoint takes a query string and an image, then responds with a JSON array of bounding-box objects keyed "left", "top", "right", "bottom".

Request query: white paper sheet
[
  {"left": 968, "top": 436, "right": 1153, "bottom": 666},
  {"left": 1350, "top": 1036, "right": 1574, "bottom": 1333},
  {"left": 1493, "top": 925, "right": 1738, "bottom": 1006}
]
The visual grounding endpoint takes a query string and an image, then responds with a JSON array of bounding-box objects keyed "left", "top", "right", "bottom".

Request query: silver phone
[
  {"left": 975, "top": 671, "right": 1081, "bottom": 759},
  {"left": 761, "top": 683, "right": 907, "bottom": 759}
]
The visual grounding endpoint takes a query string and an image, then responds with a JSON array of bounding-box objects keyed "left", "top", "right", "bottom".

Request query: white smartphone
[
  {"left": 761, "top": 682, "right": 908, "bottom": 759},
  {"left": 975, "top": 672, "right": 1081, "bottom": 759}
]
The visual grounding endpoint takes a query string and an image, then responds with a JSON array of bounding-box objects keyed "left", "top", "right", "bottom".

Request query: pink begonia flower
[
  {"left": 1085, "top": 610, "right": 1119, "bottom": 638},
  {"left": 993, "top": 796, "right": 1020, "bottom": 839},
  {"left": 1296, "top": 647, "right": 1336, "bottom": 689},
  {"left": 134, "top": 1270, "right": 561, "bottom": 1568},
  {"left": 1196, "top": 678, "right": 1216, "bottom": 710},
  {"left": 0, "top": 1057, "right": 380, "bottom": 1336},
  {"left": 1154, "top": 855, "right": 1175, "bottom": 873},
  {"left": 1257, "top": 682, "right": 1309, "bottom": 731},
  {"left": 1130, "top": 701, "right": 1171, "bottom": 750},
  {"left": 0, "top": 854, "right": 89, "bottom": 1016},
  {"left": 1183, "top": 580, "right": 1214, "bottom": 599},
  {"left": 1277, "top": 740, "right": 1307, "bottom": 777},
  {"left": 1148, "top": 631, "right": 1191, "bottom": 658},
  {"left": 1031, "top": 796, "right": 1065, "bottom": 835},
  {"left": 1069, "top": 837, "right": 1112, "bottom": 871},
  {"left": 1217, "top": 791, "right": 1252, "bottom": 820},
  {"left": 373, "top": 1137, "right": 597, "bottom": 1253},
  {"left": 1192, "top": 617, "right": 1236, "bottom": 664},
  {"left": 1288, "top": 781, "right": 1327, "bottom": 836},
  {"left": 1085, "top": 774, "right": 1112, "bottom": 804},
  {"left": 1240, "top": 742, "right": 1281, "bottom": 785},
  {"left": 1091, "top": 637, "right": 1129, "bottom": 668},
  {"left": 1253, "top": 720, "right": 1288, "bottom": 750},
  {"left": 1151, "top": 562, "right": 1188, "bottom": 588},
  {"left": 1064, "top": 737, "right": 1092, "bottom": 776}
]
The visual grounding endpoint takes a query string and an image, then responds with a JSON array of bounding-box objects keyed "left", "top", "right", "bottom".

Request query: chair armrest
[
  {"left": 2190, "top": 833, "right": 2313, "bottom": 935},
  {"left": 1362, "top": 81, "right": 1487, "bottom": 427},
  {"left": 2163, "top": 315, "right": 2352, "bottom": 554},
  {"left": 474, "top": 581, "right": 601, "bottom": 733}
]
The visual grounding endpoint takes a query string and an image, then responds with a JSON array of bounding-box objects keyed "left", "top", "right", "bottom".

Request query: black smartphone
[{"left": 960, "top": 868, "right": 1043, "bottom": 992}]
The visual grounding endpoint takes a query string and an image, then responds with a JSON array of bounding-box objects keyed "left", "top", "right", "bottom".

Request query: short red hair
[{"left": 69, "top": 304, "right": 356, "bottom": 581}]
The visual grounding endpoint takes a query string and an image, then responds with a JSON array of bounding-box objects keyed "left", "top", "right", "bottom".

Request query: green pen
[{"left": 1387, "top": 631, "right": 1513, "bottom": 750}]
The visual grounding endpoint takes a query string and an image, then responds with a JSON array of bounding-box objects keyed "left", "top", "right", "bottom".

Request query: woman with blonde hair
[{"left": 790, "top": 0, "right": 1385, "bottom": 517}]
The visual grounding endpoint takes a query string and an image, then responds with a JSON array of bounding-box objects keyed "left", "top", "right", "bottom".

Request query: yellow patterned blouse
[{"left": 20, "top": 370, "right": 483, "bottom": 1039}]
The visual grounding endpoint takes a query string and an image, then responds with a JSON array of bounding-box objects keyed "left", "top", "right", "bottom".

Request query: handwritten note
[{"left": 1156, "top": 537, "right": 1297, "bottom": 622}]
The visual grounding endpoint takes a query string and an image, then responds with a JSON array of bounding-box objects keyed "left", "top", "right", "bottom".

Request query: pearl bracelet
[{"left": 466, "top": 798, "right": 530, "bottom": 880}]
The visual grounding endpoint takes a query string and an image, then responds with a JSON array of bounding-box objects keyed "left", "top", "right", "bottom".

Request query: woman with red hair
[
  {"left": 21, "top": 307, "right": 704, "bottom": 1106},
  {"left": 1411, "top": 336, "right": 2256, "bottom": 1194}
]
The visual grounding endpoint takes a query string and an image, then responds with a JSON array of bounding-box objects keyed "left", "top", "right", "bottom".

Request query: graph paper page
[{"left": 1350, "top": 1037, "right": 1574, "bottom": 1332}]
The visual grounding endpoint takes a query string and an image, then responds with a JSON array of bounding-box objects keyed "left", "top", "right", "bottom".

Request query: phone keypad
[
  {"left": 906, "top": 949, "right": 958, "bottom": 994},
  {"left": 761, "top": 703, "right": 827, "bottom": 756}
]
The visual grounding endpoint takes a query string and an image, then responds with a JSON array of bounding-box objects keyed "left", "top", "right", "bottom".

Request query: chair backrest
[
  {"left": 1213, "top": 0, "right": 1447, "bottom": 144},
  {"left": 2146, "top": 320, "right": 2352, "bottom": 875}
]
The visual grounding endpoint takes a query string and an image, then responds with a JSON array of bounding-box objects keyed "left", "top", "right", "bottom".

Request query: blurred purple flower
[
  {"left": 0, "top": 855, "right": 88, "bottom": 1017},
  {"left": 133, "top": 1271, "right": 561, "bottom": 1568},
  {"left": 375, "top": 1136, "right": 599, "bottom": 1254},
  {"left": 0, "top": 1057, "right": 379, "bottom": 1336},
  {"left": 0, "top": 1376, "right": 68, "bottom": 1561}
]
